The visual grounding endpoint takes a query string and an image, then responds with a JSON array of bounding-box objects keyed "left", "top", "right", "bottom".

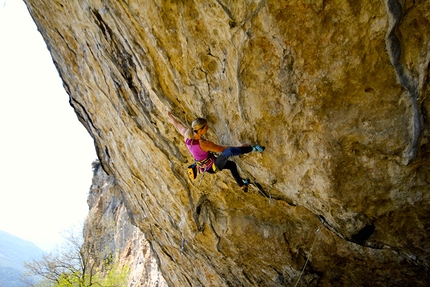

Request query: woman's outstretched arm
[
  {"left": 200, "top": 140, "right": 227, "bottom": 153},
  {"left": 201, "top": 141, "right": 249, "bottom": 153},
  {"left": 167, "top": 111, "right": 188, "bottom": 137}
]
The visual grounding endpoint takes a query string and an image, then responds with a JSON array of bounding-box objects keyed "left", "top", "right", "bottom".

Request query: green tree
[{"left": 23, "top": 227, "right": 128, "bottom": 287}]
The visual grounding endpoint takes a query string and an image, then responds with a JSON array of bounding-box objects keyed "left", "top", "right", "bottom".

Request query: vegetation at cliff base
[{"left": 23, "top": 227, "right": 128, "bottom": 287}]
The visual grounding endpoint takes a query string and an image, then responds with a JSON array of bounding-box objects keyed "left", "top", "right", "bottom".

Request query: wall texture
[
  {"left": 84, "top": 161, "right": 167, "bottom": 286},
  {"left": 24, "top": 0, "right": 430, "bottom": 286}
]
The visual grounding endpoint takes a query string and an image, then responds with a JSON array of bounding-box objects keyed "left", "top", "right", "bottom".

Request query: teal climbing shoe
[{"left": 252, "top": 145, "right": 265, "bottom": 152}]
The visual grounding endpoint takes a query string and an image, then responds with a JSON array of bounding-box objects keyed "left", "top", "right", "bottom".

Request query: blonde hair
[{"left": 185, "top": 118, "right": 207, "bottom": 139}]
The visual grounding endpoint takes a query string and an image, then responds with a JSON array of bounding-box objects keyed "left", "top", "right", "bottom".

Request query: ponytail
[
  {"left": 184, "top": 118, "right": 207, "bottom": 139},
  {"left": 185, "top": 128, "right": 194, "bottom": 139}
]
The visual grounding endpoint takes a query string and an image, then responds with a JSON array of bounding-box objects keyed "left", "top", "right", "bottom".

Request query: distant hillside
[{"left": 0, "top": 230, "right": 43, "bottom": 287}]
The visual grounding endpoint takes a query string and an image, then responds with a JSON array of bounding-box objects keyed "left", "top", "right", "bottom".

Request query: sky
[{"left": 0, "top": 0, "right": 97, "bottom": 251}]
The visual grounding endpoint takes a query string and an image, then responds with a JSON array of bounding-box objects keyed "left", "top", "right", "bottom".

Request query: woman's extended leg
[
  {"left": 222, "top": 146, "right": 253, "bottom": 157},
  {"left": 215, "top": 146, "right": 253, "bottom": 169}
]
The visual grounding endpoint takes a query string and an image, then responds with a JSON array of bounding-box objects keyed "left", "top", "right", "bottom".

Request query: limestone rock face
[
  {"left": 25, "top": 0, "right": 430, "bottom": 286},
  {"left": 85, "top": 161, "right": 167, "bottom": 286}
]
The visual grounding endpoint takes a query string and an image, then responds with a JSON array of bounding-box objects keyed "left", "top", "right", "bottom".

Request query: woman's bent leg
[{"left": 222, "top": 161, "right": 244, "bottom": 187}]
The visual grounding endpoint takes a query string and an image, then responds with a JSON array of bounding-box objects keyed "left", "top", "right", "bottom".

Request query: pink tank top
[
  {"left": 185, "top": 138, "right": 209, "bottom": 160},
  {"left": 185, "top": 138, "right": 214, "bottom": 172}
]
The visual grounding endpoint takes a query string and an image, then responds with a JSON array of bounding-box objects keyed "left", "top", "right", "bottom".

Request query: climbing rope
[
  {"left": 198, "top": 170, "right": 206, "bottom": 185},
  {"left": 101, "top": 0, "right": 107, "bottom": 13},
  {"left": 184, "top": 143, "right": 329, "bottom": 285},
  {"left": 181, "top": 237, "right": 185, "bottom": 253},
  {"left": 294, "top": 217, "right": 325, "bottom": 287}
]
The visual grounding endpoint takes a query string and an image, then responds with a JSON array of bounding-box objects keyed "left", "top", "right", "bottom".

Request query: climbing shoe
[
  {"left": 241, "top": 179, "right": 250, "bottom": 193},
  {"left": 252, "top": 145, "right": 265, "bottom": 152}
]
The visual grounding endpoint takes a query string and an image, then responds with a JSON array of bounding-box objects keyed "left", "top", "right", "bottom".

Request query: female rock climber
[{"left": 167, "top": 111, "right": 264, "bottom": 192}]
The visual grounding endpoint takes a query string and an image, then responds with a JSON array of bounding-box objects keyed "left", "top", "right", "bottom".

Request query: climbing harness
[
  {"left": 186, "top": 155, "right": 216, "bottom": 184},
  {"left": 195, "top": 155, "right": 215, "bottom": 172},
  {"left": 196, "top": 161, "right": 218, "bottom": 185},
  {"left": 294, "top": 216, "right": 326, "bottom": 287}
]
